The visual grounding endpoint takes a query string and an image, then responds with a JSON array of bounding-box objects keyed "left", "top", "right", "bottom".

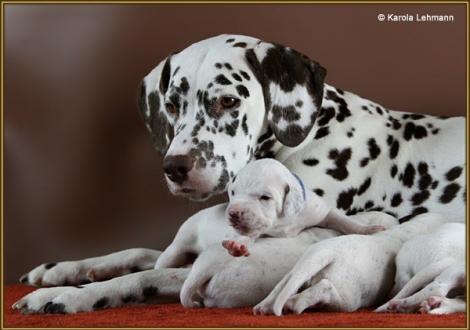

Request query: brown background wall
[{"left": 4, "top": 4, "right": 466, "bottom": 283}]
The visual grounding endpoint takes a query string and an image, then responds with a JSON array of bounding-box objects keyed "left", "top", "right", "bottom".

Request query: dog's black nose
[{"left": 163, "top": 155, "right": 195, "bottom": 184}]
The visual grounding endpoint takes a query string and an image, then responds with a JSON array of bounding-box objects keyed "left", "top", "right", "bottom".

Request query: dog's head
[
  {"left": 138, "top": 34, "right": 326, "bottom": 201},
  {"left": 226, "top": 159, "right": 306, "bottom": 238}
]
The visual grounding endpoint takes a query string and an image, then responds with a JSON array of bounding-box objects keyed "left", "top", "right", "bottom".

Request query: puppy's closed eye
[{"left": 259, "top": 195, "right": 271, "bottom": 201}]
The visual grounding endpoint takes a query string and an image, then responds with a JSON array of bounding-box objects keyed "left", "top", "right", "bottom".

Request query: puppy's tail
[{"left": 272, "top": 249, "right": 334, "bottom": 316}]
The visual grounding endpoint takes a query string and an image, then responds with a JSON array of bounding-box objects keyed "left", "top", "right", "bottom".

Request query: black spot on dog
[
  {"left": 409, "top": 114, "right": 425, "bottom": 120},
  {"left": 44, "top": 302, "right": 66, "bottom": 314},
  {"left": 418, "top": 174, "right": 432, "bottom": 191},
  {"left": 360, "top": 158, "right": 369, "bottom": 168},
  {"left": 224, "top": 63, "right": 233, "bottom": 70},
  {"left": 295, "top": 100, "right": 303, "bottom": 107},
  {"left": 314, "top": 188, "right": 324, "bottom": 197},
  {"left": 230, "top": 111, "right": 239, "bottom": 119},
  {"left": 364, "top": 200, "right": 374, "bottom": 209},
  {"left": 325, "top": 90, "right": 352, "bottom": 120},
  {"left": 317, "top": 107, "right": 335, "bottom": 126},
  {"left": 446, "top": 166, "right": 463, "bottom": 181},
  {"left": 367, "top": 138, "right": 381, "bottom": 160},
  {"left": 239, "top": 70, "right": 250, "bottom": 80},
  {"left": 173, "top": 66, "right": 180, "bottom": 75},
  {"left": 236, "top": 85, "right": 250, "bottom": 98},
  {"left": 375, "top": 106, "right": 383, "bottom": 115},
  {"left": 439, "top": 183, "right": 461, "bottom": 204},
  {"left": 431, "top": 181, "right": 439, "bottom": 189},
  {"left": 215, "top": 74, "right": 232, "bottom": 85},
  {"left": 232, "top": 73, "right": 242, "bottom": 82},
  {"left": 143, "top": 286, "right": 159, "bottom": 298},
  {"left": 403, "top": 122, "right": 428, "bottom": 140},
  {"left": 327, "top": 148, "right": 352, "bottom": 181},
  {"left": 399, "top": 207, "right": 428, "bottom": 223},
  {"left": 411, "top": 190, "right": 430, "bottom": 206},
  {"left": 159, "top": 57, "right": 172, "bottom": 95},
  {"left": 314, "top": 126, "right": 330, "bottom": 140},
  {"left": 337, "top": 188, "right": 357, "bottom": 210},
  {"left": 272, "top": 105, "right": 300, "bottom": 123},
  {"left": 390, "top": 165, "right": 398, "bottom": 178},
  {"left": 180, "top": 77, "right": 190, "bottom": 95},
  {"left": 446, "top": 287, "right": 465, "bottom": 299},
  {"left": 357, "top": 177, "right": 372, "bottom": 196},
  {"left": 215, "top": 63, "right": 223, "bottom": 69},
  {"left": 93, "top": 297, "right": 109, "bottom": 310},
  {"left": 432, "top": 128, "right": 440, "bottom": 135},
  {"left": 44, "top": 263, "right": 57, "bottom": 269},
  {"left": 257, "top": 128, "right": 274, "bottom": 144},
  {"left": 391, "top": 193, "right": 403, "bottom": 207},
  {"left": 226, "top": 38, "right": 235, "bottom": 43},
  {"left": 303, "top": 158, "right": 319, "bottom": 166},
  {"left": 402, "top": 163, "right": 416, "bottom": 188},
  {"left": 233, "top": 42, "right": 247, "bottom": 48},
  {"left": 241, "top": 114, "right": 248, "bottom": 135}
]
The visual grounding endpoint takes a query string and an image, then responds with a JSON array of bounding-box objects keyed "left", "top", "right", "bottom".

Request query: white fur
[
  {"left": 375, "top": 223, "right": 465, "bottom": 314},
  {"left": 253, "top": 213, "right": 452, "bottom": 316}
]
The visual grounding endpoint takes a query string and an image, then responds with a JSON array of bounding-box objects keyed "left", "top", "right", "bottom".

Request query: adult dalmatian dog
[{"left": 14, "top": 34, "right": 465, "bottom": 314}]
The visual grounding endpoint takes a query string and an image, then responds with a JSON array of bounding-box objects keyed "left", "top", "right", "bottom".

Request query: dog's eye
[
  {"left": 220, "top": 96, "right": 240, "bottom": 109},
  {"left": 259, "top": 195, "right": 271, "bottom": 201},
  {"left": 165, "top": 102, "right": 178, "bottom": 116}
]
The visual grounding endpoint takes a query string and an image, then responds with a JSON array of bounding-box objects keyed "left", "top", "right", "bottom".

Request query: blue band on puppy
[{"left": 292, "top": 173, "right": 306, "bottom": 201}]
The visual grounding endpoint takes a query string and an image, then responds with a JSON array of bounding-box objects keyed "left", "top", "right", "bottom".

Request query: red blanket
[{"left": 4, "top": 285, "right": 466, "bottom": 328}]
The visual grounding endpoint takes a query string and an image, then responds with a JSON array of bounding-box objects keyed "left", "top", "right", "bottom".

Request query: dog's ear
[
  {"left": 282, "top": 180, "right": 305, "bottom": 218},
  {"left": 246, "top": 43, "right": 327, "bottom": 147},
  {"left": 137, "top": 56, "right": 174, "bottom": 154}
]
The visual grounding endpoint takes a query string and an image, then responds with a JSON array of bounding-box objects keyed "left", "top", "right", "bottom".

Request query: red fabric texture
[{"left": 3, "top": 284, "right": 466, "bottom": 328}]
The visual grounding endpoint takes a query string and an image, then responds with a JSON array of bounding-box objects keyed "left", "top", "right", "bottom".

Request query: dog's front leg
[
  {"left": 12, "top": 268, "right": 189, "bottom": 314},
  {"left": 20, "top": 248, "right": 162, "bottom": 287}
]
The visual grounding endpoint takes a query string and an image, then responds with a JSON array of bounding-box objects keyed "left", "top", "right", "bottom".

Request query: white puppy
[
  {"left": 222, "top": 159, "right": 386, "bottom": 257},
  {"left": 375, "top": 222, "right": 465, "bottom": 314},
  {"left": 253, "top": 213, "right": 452, "bottom": 316},
  {"left": 179, "top": 211, "right": 397, "bottom": 308}
]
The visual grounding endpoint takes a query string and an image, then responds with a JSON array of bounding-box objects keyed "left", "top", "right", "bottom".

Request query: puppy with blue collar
[{"left": 222, "top": 159, "right": 386, "bottom": 257}]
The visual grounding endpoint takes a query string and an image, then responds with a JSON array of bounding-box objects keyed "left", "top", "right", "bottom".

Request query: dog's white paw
[
  {"left": 12, "top": 287, "right": 88, "bottom": 314},
  {"left": 11, "top": 283, "right": 120, "bottom": 314},
  {"left": 19, "top": 261, "right": 91, "bottom": 287}
]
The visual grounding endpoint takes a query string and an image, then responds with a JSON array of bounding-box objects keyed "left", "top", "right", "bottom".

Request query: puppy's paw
[
  {"left": 419, "top": 296, "right": 444, "bottom": 314},
  {"left": 364, "top": 225, "right": 387, "bottom": 235},
  {"left": 222, "top": 240, "right": 250, "bottom": 257}
]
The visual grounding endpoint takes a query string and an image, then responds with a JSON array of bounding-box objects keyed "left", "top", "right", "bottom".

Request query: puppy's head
[
  {"left": 226, "top": 159, "right": 306, "bottom": 238},
  {"left": 138, "top": 34, "right": 326, "bottom": 201}
]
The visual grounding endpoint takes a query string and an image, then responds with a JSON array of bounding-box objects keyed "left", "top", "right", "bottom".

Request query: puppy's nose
[
  {"left": 228, "top": 209, "right": 243, "bottom": 223},
  {"left": 163, "top": 155, "right": 195, "bottom": 184}
]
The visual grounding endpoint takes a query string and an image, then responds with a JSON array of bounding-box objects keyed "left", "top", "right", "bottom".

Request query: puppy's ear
[
  {"left": 282, "top": 182, "right": 305, "bottom": 218},
  {"left": 246, "top": 42, "right": 327, "bottom": 147},
  {"left": 137, "top": 56, "right": 174, "bottom": 154}
]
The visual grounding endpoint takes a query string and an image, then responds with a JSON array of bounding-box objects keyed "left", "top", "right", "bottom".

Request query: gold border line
[{"left": 0, "top": 1, "right": 468, "bottom": 329}]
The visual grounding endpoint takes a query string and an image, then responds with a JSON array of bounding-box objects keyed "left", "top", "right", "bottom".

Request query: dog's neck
[{"left": 259, "top": 84, "right": 392, "bottom": 164}]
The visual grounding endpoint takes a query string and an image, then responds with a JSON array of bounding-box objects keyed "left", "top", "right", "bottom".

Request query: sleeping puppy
[
  {"left": 253, "top": 213, "right": 451, "bottom": 316},
  {"left": 179, "top": 211, "right": 398, "bottom": 308},
  {"left": 222, "top": 158, "right": 386, "bottom": 257},
  {"left": 375, "top": 222, "right": 465, "bottom": 314}
]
